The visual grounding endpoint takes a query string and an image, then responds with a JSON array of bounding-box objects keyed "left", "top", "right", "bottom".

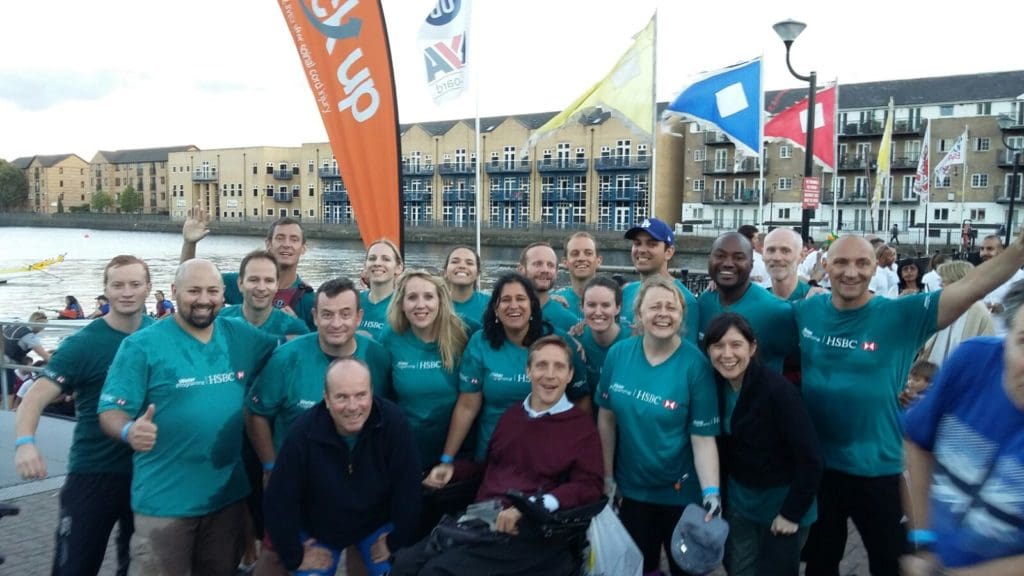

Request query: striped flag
[
  {"left": 913, "top": 120, "right": 931, "bottom": 203},
  {"left": 934, "top": 128, "right": 967, "bottom": 183}
]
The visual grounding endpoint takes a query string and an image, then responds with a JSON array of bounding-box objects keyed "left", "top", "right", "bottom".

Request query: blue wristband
[
  {"left": 15, "top": 435, "right": 35, "bottom": 448},
  {"left": 439, "top": 454, "right": 454, "bottom": 465},
  {"left": 262, "top": 461, "right": 275, "bottom": 472},
  {"left": 701, "top": 486, "right": 721, "bottom": 498},
  {"left": 120, "top": 421, "right": 134, "bottom": 443},
  {"left": 908, "top": 529, "right": 936, "bottom": 545}
]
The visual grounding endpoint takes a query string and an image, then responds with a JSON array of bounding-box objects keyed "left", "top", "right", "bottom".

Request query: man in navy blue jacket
[{"left": 263, "top": 357, "right": 421, "bottom": 574}]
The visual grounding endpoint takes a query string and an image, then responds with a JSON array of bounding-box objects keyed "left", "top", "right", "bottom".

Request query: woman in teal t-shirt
[
  {"left": 359, "top": 239, "right": 404, "bottom": 339},
  {"left": 444, "top": 245, "right": 490, "bottom": 327},
  {"left": 596, "top": 276, "right": 722, "bottom": 576},
  {"left": 580, "top": 276, "right": 630, "bottom": 397},
  {"left": 704, "top": 313, "right": 822, "bottom": 576}
]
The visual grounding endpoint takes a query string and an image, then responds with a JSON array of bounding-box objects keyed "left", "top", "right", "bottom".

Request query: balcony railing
[
  {"left": 594, "top": 155, "right": 652, "bottom": 171},
  {"left": 272, "top": 192, "right": 293, "bottom": 203},
  {"left": 402, "top": 190, "right": 430, "bottom": 202},
  {"left": 702, "top": 158, "right": 765, "bottom": 175},
  {"left": 443, "top": 190, "right": 476, "bottom": 202},
  {"left": 542, "top": 189, "right": 585, "bottom": 203},
  {"left": 490, "top": 190, "right": 527, "bottom": 202},
  {"left": 702, "top": 160, "right": 733, "bottom": 175},
  {"left": 893, "top": 119, "right": 923, "bottom": 135},
  {"left": 438, "top": 161, "right": 477, "bottom": 175},
  {"left": 704, "top": 131, "right": 731, "bottom": 145},
  {"left": 323, "top": 190, "right": 349, "bottom": 203},
  {"left": 192, "top": 169, "right": 217, "bottom": 181},
  {"left": 734, "top": 157, "right": 765, "bottom": 173},
  {"left": 485, "top": 159, "right": 531, "bottom": 174},
  {"left": 998, "top": 148, "right": 1022, "bottom": 168},
  {"left": 839, "top": 121, "right": 885, "bottom": 137},
  {"left": 837, "top": 156, "right": 875, "bottom": 171},
  {"left": 599, "top": 187, "right": 644, "bottom": 202},
  {"left": 536, "top": 158, "right": 589, "bottom": 172},
  {"left": 402, "top": 163, "right": 435, "bottom": 176},
  {"left": 319, "top": 167, "right": 342, "bottom": 179},
  {"left": 273, "top": 169, "right": 293, "bottom": 180},
  {"left": 890, "top": 156, "right": 920, "bottom": 170}
]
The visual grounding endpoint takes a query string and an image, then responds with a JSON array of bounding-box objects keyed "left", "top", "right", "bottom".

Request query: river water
[{"left": 0, "top": 226, "right": 708, "bottom": 339}]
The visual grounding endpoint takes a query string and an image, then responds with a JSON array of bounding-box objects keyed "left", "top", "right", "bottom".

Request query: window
[
  {"left": 970, "top": 208, "right": 986, "bottom": 221},
  {"left": 777, "top": 177, "right": 793, "bottom": 191},
  {"left": 292, "top": 209, "right": 300, "bottom": 217},
  {"left": 778, "top": 208, "right": 791, "bottom": 219},
  {"left": 292, "top": 163, "right": 300, "bottom": 175},
  {"left": 974, "top": 138, "right": 990, "bottom": 152},
  {"left": 970, "top": 173, "right": 988, "bottom": 188},
  {"left": 940, "top": 105, "right": 954, "bottom": 117},
  {"left": 267, "top": 209, "right": 274, "bottom": 216},
  {"left": 713, "top": 179, "right": 726, "bottom": 200},
  {"left": 693, "top": 148, "right": 706, "bottom": 162},
  {"left": 692, "top": 179, "right": 705, "bottom": 192},
  {"left": 779, "top": 145, "right": 792, "bottom": 159},
  {"left": 253, "top": 208, "right": 259, "bottom": 216},
  {"left": 937, "top": 139, "right": 949, "bottom": 152},
  {"left": 933, "top": 208, "right": 949, "bottom": 221},
  {"left": 308, "top": 160, "right": 315, "bottom": 173},
  {"left": 854, "top": 176, "right": 869, "bottom": 197},
  {"left": 309, "top": 209, "right": 315, "bottom": 217},
  {"left": 935, "top": 174, "right": 951, "bottom": 188},
  {"left": 835, "top": 177, "right": 847, "bottom": 199},
  {"left": 976, "top": 102, "right": 991, "bottom": 115},
  {"left": 252, "top": 163, "right": 258, "bottom": 175},
  {"left": 637, "top": 144, "right": 648, "bottom": 160},
  {"left": 266, "top": 163, "right": 273, "bottom": 174},
  {"left": 253, "top": 187, "right": 259, "bottom": 197},
  {"left": 308, "top": 186, "right": 315, "bottom": 197}
]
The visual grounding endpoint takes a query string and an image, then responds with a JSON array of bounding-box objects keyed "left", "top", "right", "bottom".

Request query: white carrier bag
[{"left": 583, "top": 503, "right": 643, "bottom": 576}]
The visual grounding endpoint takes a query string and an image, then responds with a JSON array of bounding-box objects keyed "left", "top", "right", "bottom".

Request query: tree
[
  {"left": 0, "top": 159, "right": 29, "bottom": 212},
  {"left": 92, "top": 190, "right": 114, "bottom": 213},
  {"left": 119, "top": 185, "right": 142, "bottom": 214}
]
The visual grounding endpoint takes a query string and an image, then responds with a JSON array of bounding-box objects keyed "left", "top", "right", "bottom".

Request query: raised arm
[
  {"left": 938, "top": 237, "right": 1024, "bottom": 329},
  {"left": 179, "top": 206, "right": 211, "bottom": 263}
]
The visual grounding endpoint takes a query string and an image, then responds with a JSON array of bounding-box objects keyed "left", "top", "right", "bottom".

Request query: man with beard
[
  {"left": 98, "top": 259, "right": 279, "bottom": 576},
  {"left": 697, "top": 232, "right": 798, "bottom": 372},
  {"left": 517, "top": 242, "right": 579, "bottom": 333},
  {"left": 180, "top": 207, "right": 316, "bottom": 330},
  {"left": 552, "top": 232, "right": 603, "bottom": 321},
  {"left": 15, "top": 255, "right": 154, "bottom": 576},
  {"left": 217, "top": 250, "right": 309, "bottom": 340},
  {"left": 620, "top": 217, "right": 699, "bottom": 343},
  {"left": 764, "top": 227, "right": 813, "bottom": 302}
]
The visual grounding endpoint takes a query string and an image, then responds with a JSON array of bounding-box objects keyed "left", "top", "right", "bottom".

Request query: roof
[
  {"left": 8, "top": 154, "right": 85, "bottom": 169},
  {"left": 10, "top": 156, "right": 33, "bottom": 169},
  {"left": 94, "top": 145, "right": 199, "bottom": 164}
]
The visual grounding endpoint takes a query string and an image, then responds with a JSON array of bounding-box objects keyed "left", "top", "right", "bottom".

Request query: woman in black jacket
[{"left": 703, "top": 313, "right": 822, "bottom": 576}]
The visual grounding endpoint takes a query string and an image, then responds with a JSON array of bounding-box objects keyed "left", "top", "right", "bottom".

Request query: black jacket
[
  {"left": 264, "top": 397, "right": 422, "bottom": 571},
  {"left": 716, "top": 359, "right": 823, "bottom": 523}
]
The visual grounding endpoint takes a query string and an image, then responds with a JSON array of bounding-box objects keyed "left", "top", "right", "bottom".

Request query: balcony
[
  {"left": 839, "top": 121, "right": 885, "bottom": 137},
  {"left": 599, "top": 187, "right": 643, "bottom": 202},
  {"left": 837, "top": 156, "right": 875, "bottom": 171},
  {"left": 704, "top": 131, "right": 731, "bottom": 145},
  {"left": 323, "top": 190, "right": 349, "bottom": 203},
  {"left": 594, "top": 155, "right": 651, "bottom": 171},
  {"left": 893, "top": 119, "right": 923, "bottom": 135},
  {"left": 272, "top": 192, "right": 293, "bottom": 203},
  {"left": 702, "top": 160, "right": 732, "bottom": 175},
  {"left": 485, "top": 159, "right": 532, "bottom": 174},
  {"left": 319, "top": 167, "right": 342, "bottom": 179},
  {"left": 490, "top": 189, "right": 527, "bottom": 202},
  {"left": 998, "top": 148, "right": 1022, "bottom": 168},
  {"left": 273, "top": 169, "right": 293, "bottom": 180},
  {"left": 402, "top": 163, "right": 435, "bottom": 176},
  {"left": 443, "top": 190, "right": 476, "bottom": 202},
  {"left": 890, "top": 156, "right": 920, "bottom": 170},
  {"left": 994, "top": 185, "right": 1024, "bottom": 203},
  {"left": 536, "top": 158, "right": 589, "bottom": 172},
  {"left": 734, "top": 157, "right": 766, "bottom": 174},
  {"left": 402, "top": 190, "right": 430, "bottom": 203},
  {"left": 542, "top": 189, "right": 585, "bottom": 203},
  {"left": 438, "top": 161, "right": 477, "bottom": 175},
  {"left": 193, "top": 169, "right": 217, "bottom": 181}
]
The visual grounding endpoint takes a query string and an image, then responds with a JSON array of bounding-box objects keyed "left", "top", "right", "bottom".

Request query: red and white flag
[
  {"left": 764, "top": 85, "right": 837, "bottom": 171},
  {"left": 934, "top": 128, "right": 967, "bottom": 183},
  {"left": 913, "top": 120, "right": 931, "bottom": 203}
]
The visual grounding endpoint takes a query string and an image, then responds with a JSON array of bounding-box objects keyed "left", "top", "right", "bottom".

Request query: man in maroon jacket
[{"left": 392, "top": 335, "right": 604, "bottom": 576}]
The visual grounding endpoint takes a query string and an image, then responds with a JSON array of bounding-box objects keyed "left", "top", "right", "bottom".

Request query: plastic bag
[{"left": 584, "top": 503, "right": 643, "bottom": 576}]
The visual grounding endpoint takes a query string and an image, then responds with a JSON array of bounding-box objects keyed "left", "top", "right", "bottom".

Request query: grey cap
[{"left": 670, "top": 504, "right": 729, "bottom": 575}]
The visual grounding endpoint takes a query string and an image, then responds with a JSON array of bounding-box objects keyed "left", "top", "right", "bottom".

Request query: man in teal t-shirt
[
  {"left": 552, "top": 232, "right": 603, "bottom": 321},
  {"left": 180, "top": 208, "right": 316, "bottom": 331},
  {"left": 796, "top": 234, "right": 1024, "bottom": 576},
  {"left": 518, "top": 242, "right": 579, "bottom": 333},
  {"left": 97, "top": 259, "right": 278, "bottom": 576},
  {"left": 620, "top": 218, "right": 700, "bottom": 345},
  {"left": 217, "top": 249, "right": 309, "bottom": 340},
  {"left": 764, "top": 227, "right": 814, "bottom": 302},
  {"left": 14, "top": 255, "right": 155, "bottom": 576},
  {"left": 697, "top": 232, "right": 798, "bottom": 372}
]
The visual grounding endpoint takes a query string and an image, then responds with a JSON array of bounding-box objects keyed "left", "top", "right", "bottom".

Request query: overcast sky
[{"left": 2, "top": 0, "right": 1019, "bottom": 161}]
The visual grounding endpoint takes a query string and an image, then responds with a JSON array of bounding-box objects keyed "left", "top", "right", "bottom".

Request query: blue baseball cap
[{"left": 624, "top": 217, "right": 674, "bottom": 244}]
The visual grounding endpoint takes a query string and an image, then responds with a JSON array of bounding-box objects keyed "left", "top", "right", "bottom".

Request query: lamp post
[
  {"left": 999, "top": 114, "right": 1022, "bottom": 246},
  {"left": 774, "top": 19, "right": 816, "bottom": 243}
]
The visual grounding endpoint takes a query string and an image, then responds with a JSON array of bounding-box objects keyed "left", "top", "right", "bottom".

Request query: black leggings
[{"left": 618, "top": 497, "right": 700, "bottom": 576}]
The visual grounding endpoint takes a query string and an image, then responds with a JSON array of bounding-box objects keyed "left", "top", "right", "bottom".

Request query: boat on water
[{"left": 0, "top": 254, "right": 66, "bottom": 283}]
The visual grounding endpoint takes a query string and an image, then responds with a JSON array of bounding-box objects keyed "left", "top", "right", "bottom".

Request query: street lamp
[
  {"left": 999, "top": 114, "right": 1022, "bottom": 246},
  {"left": 774, "top": 19, "right": 816, "bottom": 243}
]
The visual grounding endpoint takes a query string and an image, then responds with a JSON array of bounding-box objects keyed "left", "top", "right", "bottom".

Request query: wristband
[
  {"left": 439, "top": 454, "right": 454, "bottom": 465},
  {"left": 908, "top": 529, "right": 936, "bottom": 545},
  {"left": 262, "top": 461, "right": 275, "bottom": 472},
  {"left": 120, "top": 421, "right": 134, "bottom": 443},
  {"left": 15, "top": 435, "right": 35, "bottom": 448},
  {"left": 701, "top": 486, "right": 721, "bottom": 498}
]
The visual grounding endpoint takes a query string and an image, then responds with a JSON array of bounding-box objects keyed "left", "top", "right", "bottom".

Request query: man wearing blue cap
[{"left": 620, "top": 218, "right": 699, "bottom": 344}]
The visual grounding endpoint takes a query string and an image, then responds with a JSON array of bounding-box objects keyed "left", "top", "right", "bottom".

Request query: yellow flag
[
  {"left": 530, "top": 16, "right": 654, "bottom": 145},
  {"left": 871, "top": 97, "right": 894, "bottom": 213}
]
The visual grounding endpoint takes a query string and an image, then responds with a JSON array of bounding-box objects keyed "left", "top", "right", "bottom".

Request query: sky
[{"left": 2, "top": 0, "right": 1020, "bottom": 162}]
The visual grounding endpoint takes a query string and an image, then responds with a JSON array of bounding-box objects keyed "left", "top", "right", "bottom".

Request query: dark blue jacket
[{"left": 264, "top": 397, "right": 422, "bottom": 570}]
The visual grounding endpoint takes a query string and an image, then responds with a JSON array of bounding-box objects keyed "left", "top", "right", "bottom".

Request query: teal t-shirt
[
  {"left": 697, "top": 284, "right": 798, "bottom": 373},
  {"left": 770, "top": 280, "right": 812, "bottom": 303},
  {"left": 453, "top": 290, "right": 490, "bottom": 327},
  {"left": 459, "top": 329, "right": 588, "bottom": 461},
  {"left": 42, "top": 316, "right": 155, "bottom": 475},
  {"left": 551, "top": 286, "right": 584, "bottom": 321},
  {"left": 579, "top": 325, "right": 631, "bottom": 396},
  {"left": 223, "top": 272, "right": 316, "bottom": 331},
  {"left": 794, "top": 291, "right": 940, "bottom": 475},
  {"left": 358, "top": 290, "right": 393, "bottom": 340},
  {"left": 542, "top": 298, "right": 580, "bottom": 333},
  {"left": 98, "top": 316, "right": 278, "bottom": 517},
  {"left": 378, "top": 327, "right": 460, "bottom": 468},
  {"left": 595, "top": 336, "right": 720, "bottom": 506},
  {"left": 620, "top": 279, "right": 700, "bottom": 346},
  {"left": 218, "top": 305, "right": 309, "bottom": 339},
  {"left": 247, "top": 332, "right": 392, "bottom": 451}
]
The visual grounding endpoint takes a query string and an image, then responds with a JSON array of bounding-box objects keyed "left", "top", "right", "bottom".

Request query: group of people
[{"left": 9, "top": 209, "right": 1024, "bottom": 576}]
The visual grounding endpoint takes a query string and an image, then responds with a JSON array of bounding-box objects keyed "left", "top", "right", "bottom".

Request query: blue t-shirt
[
  {"left": 904, "top": 337, "right": 1024, "bottom": 569},
  {"left": 218, "top": 304, "right": 309, "bottom": 339},
  {"left": 697, "top": 284, "right": 798, "bottom": 373},
  {"left": 453, "top": 291, "right": 490, "bottom": 327},
  {"left": 620, "top": 279, "right": 700, "bottom": 347},
  {"left": 358, "top": 290, "right": 393, "bottom": 340}
]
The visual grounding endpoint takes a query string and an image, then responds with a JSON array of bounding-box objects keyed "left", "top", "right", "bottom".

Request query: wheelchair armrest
[{"left": 506, "top": 491, "right": 608, "bottom": 538}]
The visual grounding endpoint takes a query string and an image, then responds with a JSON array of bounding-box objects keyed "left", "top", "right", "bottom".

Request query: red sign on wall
[{"left": 802, "top": 176, "right": 821, "bottom": 209}]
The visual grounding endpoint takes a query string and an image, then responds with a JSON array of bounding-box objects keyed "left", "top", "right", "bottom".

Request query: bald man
[
  {"left": 98, "top": 259, "right": 280, "bottom": 576},
  {"left": 795, "top": 234, "right": 1024, "bottom": 576},
  {"left": 763, "top": 228, "right": 812, "bottom": 302}
]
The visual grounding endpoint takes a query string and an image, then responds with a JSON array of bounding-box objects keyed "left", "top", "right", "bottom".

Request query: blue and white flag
[
  {"left": 418, "top": 0, "right": 472, "bottom": 106},
  {"left": 664, "top": 58, "right": 762, "bottom": 156}
]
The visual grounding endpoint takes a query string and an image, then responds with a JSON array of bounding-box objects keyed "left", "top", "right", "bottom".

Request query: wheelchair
[
  {"left": 505, "top": 490, "right": 608, "bottom": 576},
  {"left": 0, "top": 503, "right": 19, "bottom": 565}
]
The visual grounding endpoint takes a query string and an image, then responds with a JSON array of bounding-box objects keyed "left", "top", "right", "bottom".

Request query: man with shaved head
[
  {"left": 698, "top": 232, "right": 798, "bottom": 372},
  {"left": 764, "top": 228, "right": 812, "bottom": 302},
  {"left": 98, "top": 259, "right": 280, "bottom": 576},
  {"left": 796, "top": 233, "right": 1024, "bottom": 576}
]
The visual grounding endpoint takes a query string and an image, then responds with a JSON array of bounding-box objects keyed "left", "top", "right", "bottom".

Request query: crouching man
[
  {"left": 262, "top": 357, "right": 421, "bottom": 575},
  {"left": 393, "top": 335, "right": 604, "bottom": 576}
]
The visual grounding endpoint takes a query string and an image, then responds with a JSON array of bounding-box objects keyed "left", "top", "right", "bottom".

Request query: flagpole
[
  {"left": 832, "top": 79, "right": 839, "bottom": 232},
  {"left": 757, "top": 49, "right": 765, "bottom": 228},
  {"left": 884, "top": 99, "right": 893, "bottom": 235},
  {"left": 473, "top": 26, "right": 482, "bottom": 258},
  {"left": 924, "top": 119, "right": 931, "bottom": 254},
  {"left": 650, "top": 11, "right": 659, "bottom": 220},
  {"left": 959, "top": 125, "right": 969, "bottom": 229}
]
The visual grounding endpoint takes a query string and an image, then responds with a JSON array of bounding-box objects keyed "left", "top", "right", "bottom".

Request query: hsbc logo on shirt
[
  {"left": 862, "top": 341, "right": 878, "bottom": 352},
  {"left": 821, "top": 335, "right": 879, "bottom": 352}
]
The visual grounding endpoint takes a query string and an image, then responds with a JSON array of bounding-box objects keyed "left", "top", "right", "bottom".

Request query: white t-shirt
[
  {"left": 869, "top": 265, "right": 899, "bottom": 298},
  {"left": 984, "top": 268, "right": 1024, "bottom": 334},
  {"left": 750, "top": 252, "right": 772, "bottom": 289},
  {"left": 922, "top": 270, "right": 943, "bottom": 292}
]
